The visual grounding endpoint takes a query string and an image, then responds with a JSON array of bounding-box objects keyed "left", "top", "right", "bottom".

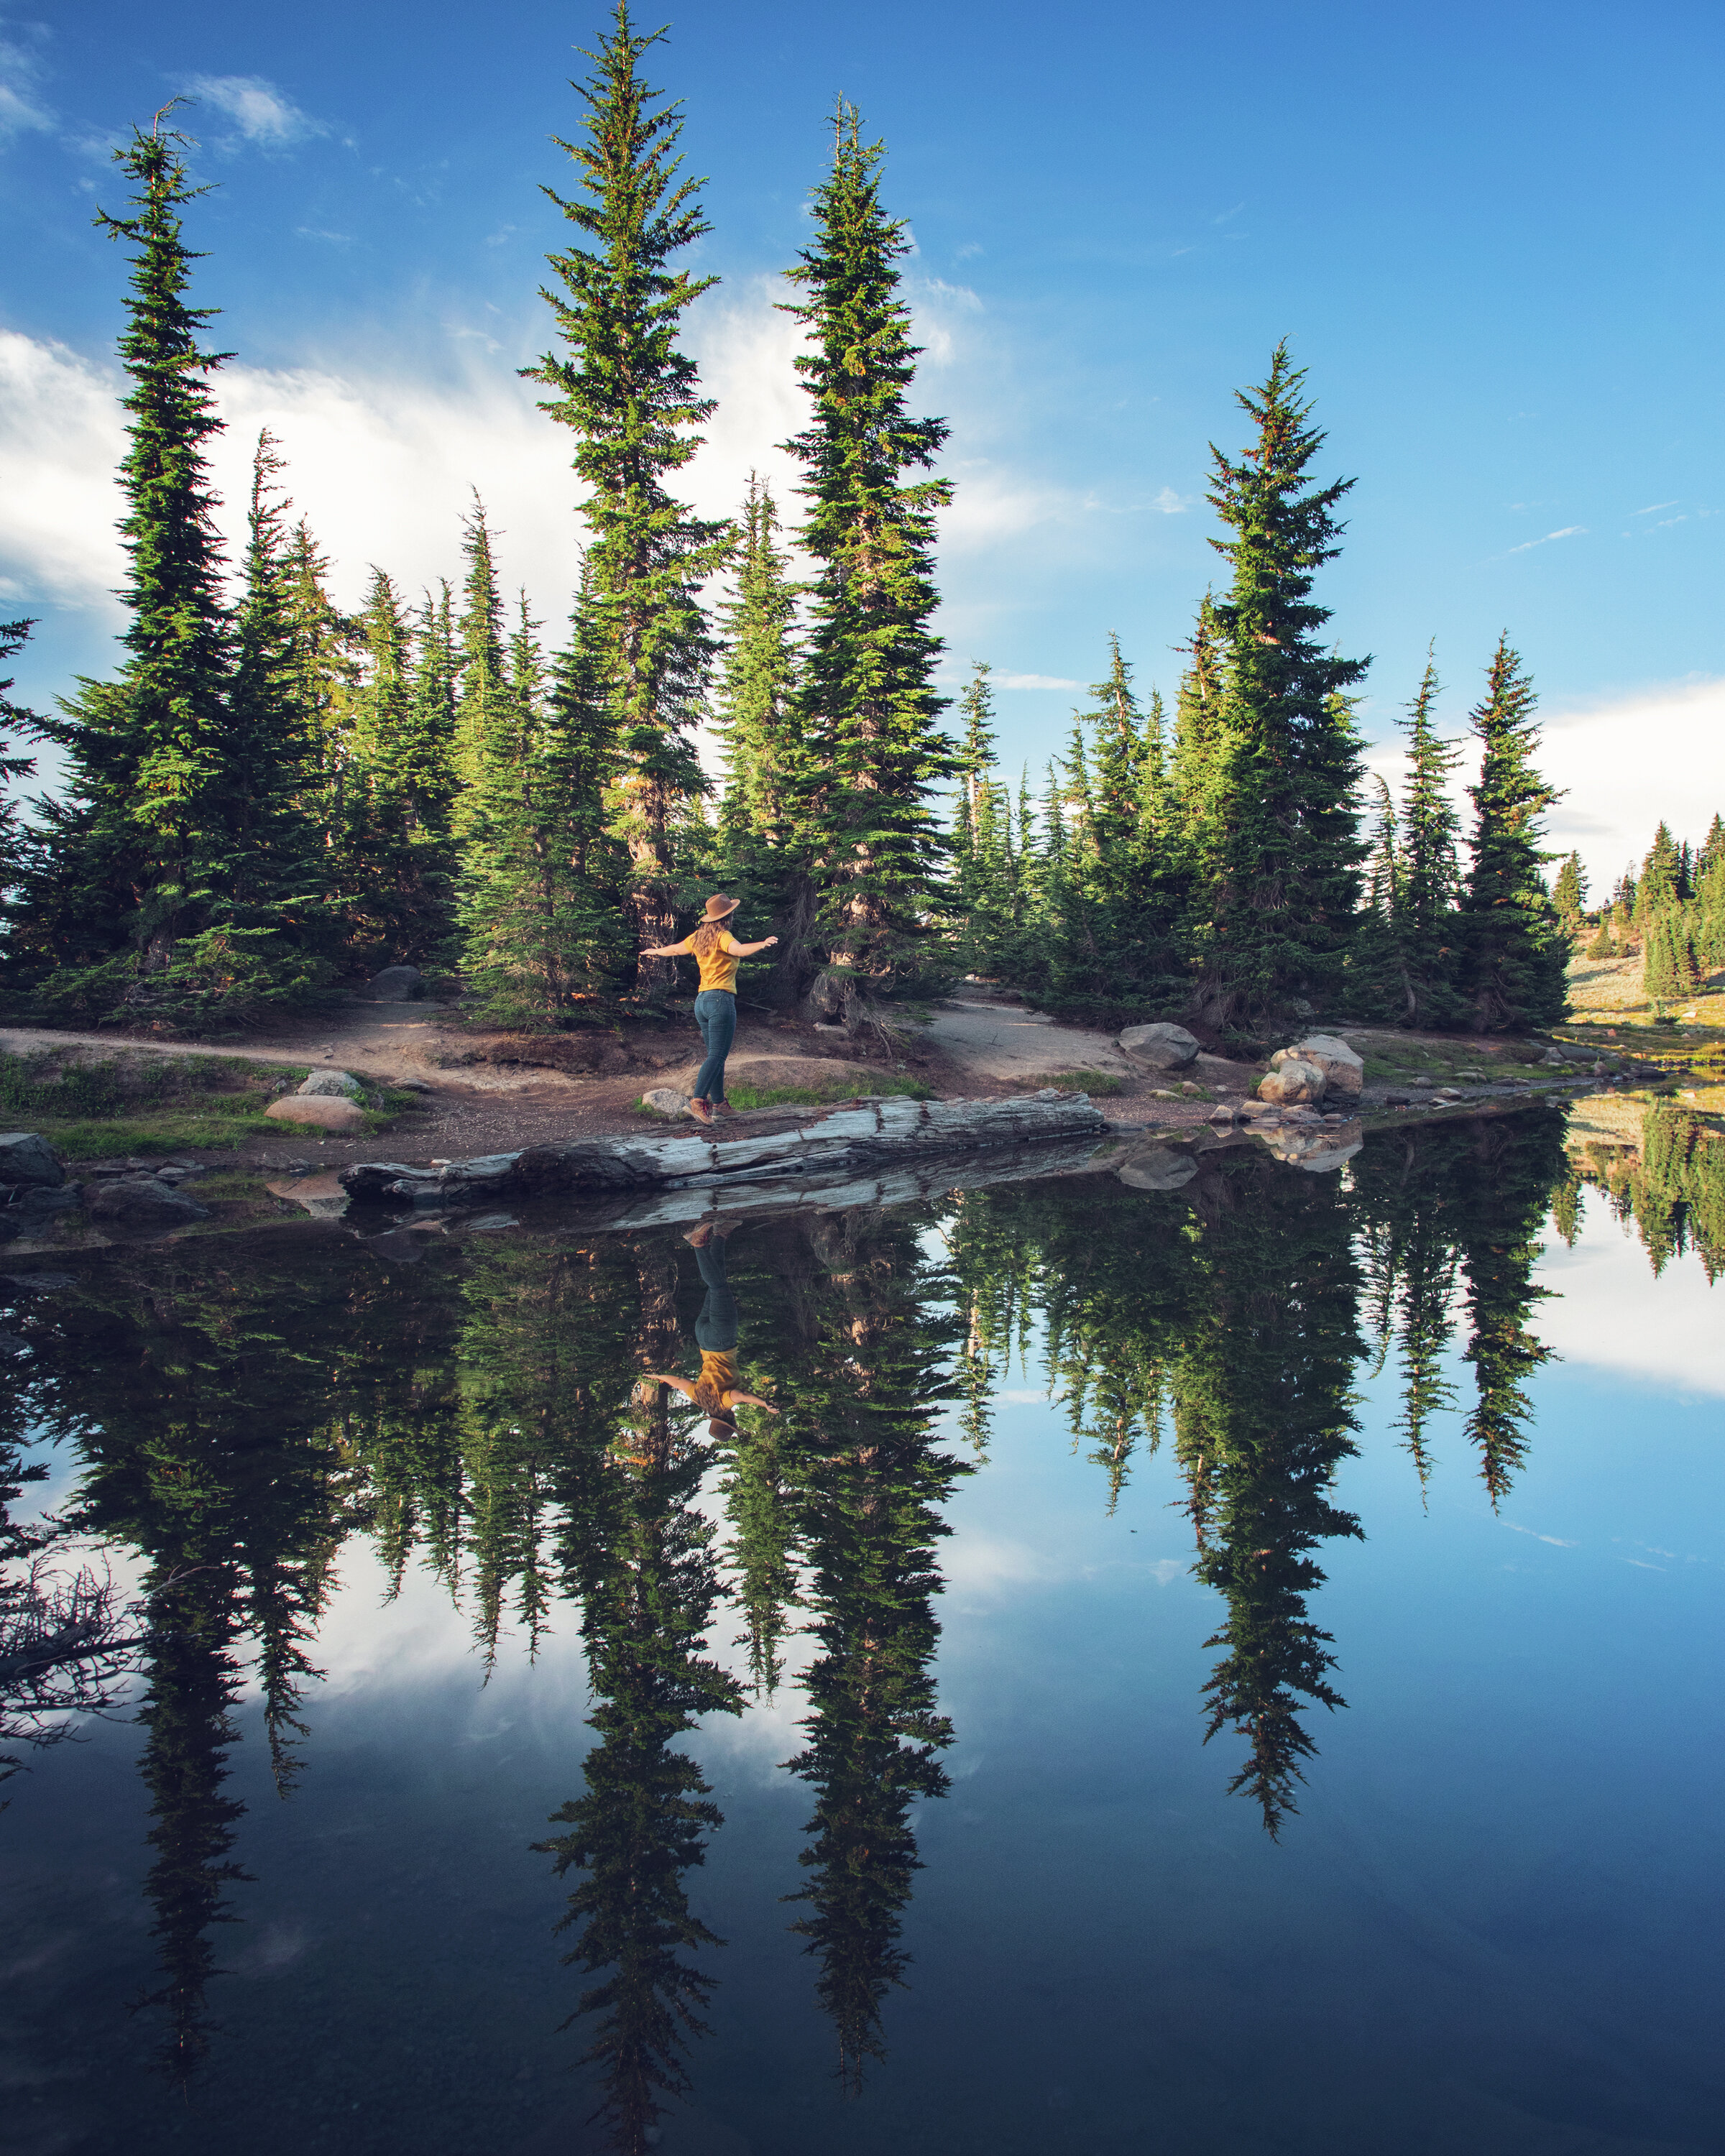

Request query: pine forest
[{"left": 5, "top": 7, "right": 1717, "bottom": 1049}]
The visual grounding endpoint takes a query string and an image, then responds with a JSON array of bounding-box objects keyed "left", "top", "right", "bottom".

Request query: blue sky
[{"left": 3, "top": 0, "right": 1721, "bottom": 885}]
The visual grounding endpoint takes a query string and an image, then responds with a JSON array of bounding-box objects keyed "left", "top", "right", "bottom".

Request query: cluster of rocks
[
  {"left": 1, "top": 1131, "right": 212, "bottom": 1241},
  {"left": 264, "top": 1069, "right": 372, "bottom": 1133}
]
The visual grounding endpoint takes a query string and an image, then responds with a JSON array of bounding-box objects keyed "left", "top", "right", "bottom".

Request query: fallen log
[{"left": 341, "top": 1090, "right": 1106, "bottom": 1209}]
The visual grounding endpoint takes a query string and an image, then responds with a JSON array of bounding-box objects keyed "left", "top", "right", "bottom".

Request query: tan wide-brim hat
[{"left": 702, "top": 893, "right": 742, "bottom": 921}]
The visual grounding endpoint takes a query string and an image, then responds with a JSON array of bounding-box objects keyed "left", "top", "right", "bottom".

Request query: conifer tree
[
  {"left": 0, "top": 619, "right": 39, "bottom": 899},
  {"left": 949, "top": 663, "right": 1013, "bottom": 975},
  {"left": 527, "top": 2, "right": 730, "bottom": 980},
  {"left": 712, "top": 474, "right": 801, "bottom": 853},
  {"left": 783, "top": 103, "right": 956, "bottom": 990},
  {"left": 8, "top": 119, "right": 327, "bottom": 1014},
  {"left": 1634, "top": 821, "right": 1683, "bottom": 929},
  {"left": 1457, "top": 637, "right": 1567, "bottom": 1032},
  {"left": 452, "top": 494, "right": 512, "bottom": 824},
  {"left": 457, "top": 576, "right": 631, "bottom": 1024},
  {"left": 1379, "top": 653, "right": 1466, "bottom": 1026},
  {"left": 1188, "top": 346, "right": 1368, "bottom": 1033},
  {"left": 1551, "top": 851, "right": 1586, "bottom": 936},
  {"left": 340, "top": 567, "right": 461, "bottom": 965}
]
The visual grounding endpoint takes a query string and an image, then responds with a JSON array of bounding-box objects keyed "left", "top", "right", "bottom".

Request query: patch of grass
[
  {"left": 727, "top": 1072, "right": 934, "bottom": 1109},
  {"left": 1041, "top": 1068, "right": 1126, "bottom": 1097},
  {"left": 0, "top": 1047, "right": 350, "bottom": 1156}
]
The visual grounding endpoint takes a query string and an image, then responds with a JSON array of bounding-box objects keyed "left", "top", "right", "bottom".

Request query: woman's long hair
[{"left": 689, "top": 921, "right": 727, "bottom": 960}]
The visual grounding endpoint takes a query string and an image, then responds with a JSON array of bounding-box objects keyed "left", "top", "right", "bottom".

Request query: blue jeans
[
  {"left": 691, "top": 989, "right": 737, "bottom": 1102},
  {"left": 694, "top": 1240, "right": 738, "bottom": 1350}
]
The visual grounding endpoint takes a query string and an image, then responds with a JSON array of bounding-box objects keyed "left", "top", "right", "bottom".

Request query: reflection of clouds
[{"left": 1534, "top": 1200, "right": 1725, "bottom": 1396}]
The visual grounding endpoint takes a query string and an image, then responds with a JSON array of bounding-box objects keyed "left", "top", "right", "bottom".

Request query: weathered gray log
[{"left": 341, "top": 1091, "right": 1106, "bottom": 1209}]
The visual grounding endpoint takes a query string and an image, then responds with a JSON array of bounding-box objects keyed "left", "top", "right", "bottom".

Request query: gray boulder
[
  {"left": 1118, "top": 1022, "right": 1200, "bottom": 1072},
  {"left": 369, "top": 965, "right": 423, "bottom": 1002},
  {"left": 87, "top": 1177, "right": 210, "bottom": 1228},
  {"left": 1117, "top": 1144, "right": 1200, "bottom": 1193},
  {"left": 640, "top": 1087, "right": 691, "bottom": 1118},
  {"left": 0, "top": 1133, "right": 64, "bottom": 1190},
  {"left": 1289, "top": 1033, "right": 1363, "bottom": 1097},
  {"left": 298, "top": 1069, "right": 364, "bottom": 1098}
]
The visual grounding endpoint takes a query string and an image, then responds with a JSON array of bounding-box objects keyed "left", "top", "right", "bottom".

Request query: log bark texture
[{"left": 341, "top": 1092, "right": 1106, "bottom": 1209}]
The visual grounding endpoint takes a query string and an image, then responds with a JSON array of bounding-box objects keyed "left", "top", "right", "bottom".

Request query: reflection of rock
[
  {"left": 1263, "top": 1125, "right": 1363, "bottom": 1174},
  {"left": 87, "top": 1177, "right": 211, "bottom": 1227},
  {"left": 369, "top": 964, "right": 423, "bottom": 1001},
  {"left": 1117, "top": 1144, "right": 1200, "bottom": 1192},
  {"left": 297, "top": 1070, "right": 362, "bottom": 1099},
  {"left": 0, "top": 1132, "right": 64, "bottom": 1189},
  {"left": 265, "top": 1172, "right": 349, "bottom": 1218},
  {"left": 1118, "top": 1022, "right": 1200, "bottom": 1072},
  {"left": 265, "top": 1096, "right": 365, "bottom": 1133},
  {"left": 1289, "top": 1034, "right": 1363, "bottom": 1098},
  {"left": 1258, "top": 1055, "right": 1327, "bottom": 1106}
]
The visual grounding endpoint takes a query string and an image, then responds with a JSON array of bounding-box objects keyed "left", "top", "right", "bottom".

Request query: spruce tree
[
  {"left": 457, "top": 573, "right": 631, "bottom": 1025},
  {"left": 1551, "top": 851, "right": 1586, "bottom": 936},
  {"left": 0, "top": 619, "right": 39, "bottom": 900},
  {"left": 1457, "top": 637, "right": 1567, "bottom": 1032},
  {"left": 712, "top": 474, "right": 801, "bottom": 853},
  {"left": 1187, "top": 346, "right": 1368, "bottom": 1033},
  {"left": 9, "top": 120, "right": 327, "bottom": 1015},
  {"left": 1385, "top": 653, "right": 1466, "bottom": 1027},
  {"left": 783, "top": 103, "right": 956, "bottom": 991},
  {"left": 341, "top": 567, "right": 461, "bottom": 966},
  {"left": 526, "top": 1, "right": 730, "bottom": 982},
  {"left": 710, "top": 474, "right": 809, "bottom": 991},
  {"left": 949, "top": 663, "right": 1014, "bottom": 977}
]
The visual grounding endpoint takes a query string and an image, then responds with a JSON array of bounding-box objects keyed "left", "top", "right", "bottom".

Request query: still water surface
[{"left": 3, "top": 1107, "right": 1722, "bottom": 2156}]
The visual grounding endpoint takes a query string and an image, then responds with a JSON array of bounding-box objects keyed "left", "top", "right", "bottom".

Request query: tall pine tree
[
  {"left": 526, "top": 2, "right": 730, "bottom": 987},
  {"left": 1457, "top": 637, "right": 1567, "bottom": 1032},
  {"left": 1187, "top": 346, "right": 1368, "bottom": 1036},
  {"left": 783, "top": 103, "right": 956, "bottom": 995}
]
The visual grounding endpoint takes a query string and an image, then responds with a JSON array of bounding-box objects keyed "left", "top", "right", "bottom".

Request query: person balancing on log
[{"left": 640, "top": 894, "right": 778, "bottom": 1124}]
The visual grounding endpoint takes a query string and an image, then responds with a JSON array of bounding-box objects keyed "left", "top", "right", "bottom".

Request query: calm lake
[{"left": 4, "top": 1106, "right": 1723, "bottom": 2156}]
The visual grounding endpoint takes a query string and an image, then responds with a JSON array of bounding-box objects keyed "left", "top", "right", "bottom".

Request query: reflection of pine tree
[
  {"left": 1175, "top": 1159, "right": 1364, "bottom": 1838},
  {"left": 37, "top": 1243, "right": 360, "bottom": 2080},
  {"left": 538, "top": 1260, "right": 743, "bottom": 2155},
  {"left": 715, "top": 1417, "right": 799, "bottom": 1700},
  {"left": 1576, "top": 1105, "right": 1725, "bottom": 1282},
  {"left": 756, "top": 1212, "right": 967, "bottom": 2091},
  {"left": 1450, "top": 1117, "right": 1566, "bottom": 1506}
]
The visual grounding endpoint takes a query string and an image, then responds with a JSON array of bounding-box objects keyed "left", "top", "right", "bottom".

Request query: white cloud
[
  {"left": 1363, "top": 673, "right": 1725, "bottom": 894},
  {"left": 1507, "top": 524, "right": 1586, "bottom": 554},
  {"left": 995, "top": 673, "right": 1081, "bottom": 691},
  {"left": 181, "top": 73, "right": 327, "bottom": 149},
  {"left": 1151, "top": 485, "right": 1191, "bottom": 514},
  {"left": 0, "top": 331, "right": 127, "bottom": 612},
  {"left": 1535, "top": 1201, "right": 1725, "bottom": 1395},
  {"left": 0, "top": 28, "right": 52, "bottom": 141}
]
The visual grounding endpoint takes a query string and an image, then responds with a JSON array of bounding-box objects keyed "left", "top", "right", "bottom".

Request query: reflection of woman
[
  {"left": 640, "top": 893, "right": 778, "bottom": 1125},
  {"left": 643, "top": 1225, "right": 779, "bottom": 1437}
]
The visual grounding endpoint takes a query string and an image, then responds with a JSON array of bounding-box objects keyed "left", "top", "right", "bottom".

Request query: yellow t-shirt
[
  {"left": 696, "top": 1348, "right": 740, "bottom": 1409},
  {"left": 677, "top": 929, "right": 741, "bottom": 994}
]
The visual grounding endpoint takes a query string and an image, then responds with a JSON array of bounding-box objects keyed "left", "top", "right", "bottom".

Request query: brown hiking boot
[
  {"left": 712, "top": 1100, "right": 740, "bottom": 1118},
  {"left": 687, "top": 1097, "right": 713, "bottom": 1125}
]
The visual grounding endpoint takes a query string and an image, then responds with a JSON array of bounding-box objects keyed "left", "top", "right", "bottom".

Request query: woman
[
  {"left": 642, "top": 1221, "right": 779, "bottom": 1437},
  {"left": 640, "top": 895, "right": 777, "bottom": 1124}
]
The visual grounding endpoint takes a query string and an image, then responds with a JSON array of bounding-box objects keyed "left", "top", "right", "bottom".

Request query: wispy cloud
[
  {"left": 0, "top": 26, "right": 54, "bottom": 141},
  {"left": 996, "top": 673, "right": 1081, "bottom": 691},
  {"left": 1151, "top": 485, "right": 1190, "bottom": 515},
  {"left": 1507, "top": 524, "right": 1585, "bottom": 554},
  {"left": 1631, "top": 500, "right": 1678, "bottom": 516},
  {"left": 295, "top": 226, "right": 353, "bottom": 246},
  {"left": 181, "top": 73, "right": 327, "bottom": 149}
]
